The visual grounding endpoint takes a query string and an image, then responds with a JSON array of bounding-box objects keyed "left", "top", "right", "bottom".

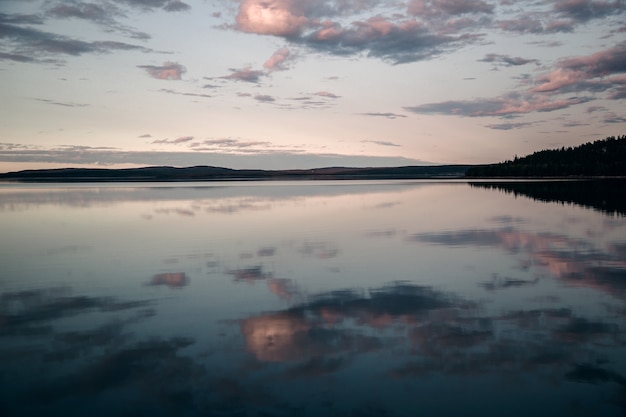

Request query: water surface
[{"left": 1, "top": 180, "right": 625, "bottom": 416}]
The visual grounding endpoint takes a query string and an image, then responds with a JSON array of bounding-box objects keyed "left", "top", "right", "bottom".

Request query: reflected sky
[{"left": 1, "top": 180, "right": 625, "bottom": 416}]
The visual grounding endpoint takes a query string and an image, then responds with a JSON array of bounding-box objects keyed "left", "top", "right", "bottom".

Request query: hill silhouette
[
  {"left": 0, "top": 165, "right": 471, "bottom": 182},
  {"left": 466, "top": 135, "right": 626, "bottom": 177}
]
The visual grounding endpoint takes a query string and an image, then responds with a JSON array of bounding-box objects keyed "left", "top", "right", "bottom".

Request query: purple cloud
[
  {"left": 220, "top": 67, "right": 266, "bottom": 83},
  {"left": 138, "top": 62, "right": 187, "bottom": 80},
  {"left": 405, "top": 93, "right": 592, "bottom": 117}
]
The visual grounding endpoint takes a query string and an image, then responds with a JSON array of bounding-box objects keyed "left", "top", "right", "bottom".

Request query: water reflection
[
  {"left": 411, "top": 226, "right": 626, "bottom": 300},
  {"left": 1, "top": 180, "right": 625, "bottom": 416},
  {"left": 471, "top": 179, "right": 626, "bottom": 216},
  {"left": 149, "top": 272, "right": 189, "bottom": 288}
]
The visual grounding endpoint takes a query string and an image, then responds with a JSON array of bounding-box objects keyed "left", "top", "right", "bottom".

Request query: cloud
[
  {"left": 497, "top": 17, "right": 557, "bottom": 34},
  {"left": 138, "top": 61, "right": 186, "bottom": 80},
  {"left": 263, "top": 47, "right": 292, "bottom": 71},
  {"left": 303, "top": 16, "right": 480, "bottom": 64},
  {"left": 112, "top": 0, "right": 191, "bottom": 12},
  {"left": 254, "top": 94, "right": 276, "bottom": 102},
  {"left": 151, "top": 136, "right": 194, "bottom": 145},
  {"left": 408, "top": 0, "right": 494, "bottom": 17},
  {"left": 0, "top": 13, "right": 152, "bottom": 61},
  {"left": 496, "top": 0, "right": 626, "bottom": 34},
  {"left": 45, "top": 1, "right": 151, "bottom": 39},
  {"left": 531, "top": 41, "right": 626, "bottom": 96},
  {"left": 363, "top": 140, "right": 402, "bottom": 147},
  {"left": 46, "top": 2, "right": 119, "bottom": 23},
  {"left": 235, "top": 0, "right": 311, "bottom": 36},
  {"left": 552, "top": 0, "right": 626, "bottom": 23},
  {"left": 231, "top": 2, "right": 483, "bottom": 64},
  {"left": 359, "top": 112, "right": 407, "bottom": 119},
  {"left": 485, "top": 122, "right": 534, "bottom": 130},
  {"left": 0, "top": 144, "right": 428, "bottom": 170},
  {"left": 478, "top": 53, "right": 539, "bottom": 66},
  {"left": 405, "top": 93, "right": 592, "bottom": 117},
  {"left": 220, "top": 67, "right": 265, "bottom": 83},
  {"left": 190, "top": 138, "right": 274, "bottom": 150},
  {"left": 314, "top": 91, "right": 340, "bottom": 98},
  {"left": 0, "top": 51, "right": 37, "bottom": 63},
  {"left": 31, "top": 98, "right": 90, "bottom": 107},
  {"left": 603, "top": 113, "right": 626, "bottom": 123},
  {"left": 159, "top": 88, "right": 212, "bottom": 98}
]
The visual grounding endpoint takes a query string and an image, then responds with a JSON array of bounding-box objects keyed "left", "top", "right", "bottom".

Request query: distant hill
[
  {"left": 466, "top": 135, "right": 626, "bottom": 177},
  {"left": 0, "top": 164, "right": 472, "bottom": 182}
]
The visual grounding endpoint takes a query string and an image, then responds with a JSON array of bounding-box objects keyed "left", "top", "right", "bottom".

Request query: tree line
[{"left": 466, "top": 135, "right": 626, "bottom": 177}]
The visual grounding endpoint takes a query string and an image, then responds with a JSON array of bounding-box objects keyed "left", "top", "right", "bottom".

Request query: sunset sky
[{"left": 1, "top": 0, "right": 625, "bottom": 172}]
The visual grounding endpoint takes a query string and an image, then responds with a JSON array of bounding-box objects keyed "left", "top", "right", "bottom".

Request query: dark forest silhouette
[{"left": 466, "top": 135, "right": 626, "bottom": 177}]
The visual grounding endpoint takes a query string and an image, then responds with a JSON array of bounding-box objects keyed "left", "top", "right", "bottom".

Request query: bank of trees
[{"left": 466, "top": 135, "right": 626, "bottom": 177}]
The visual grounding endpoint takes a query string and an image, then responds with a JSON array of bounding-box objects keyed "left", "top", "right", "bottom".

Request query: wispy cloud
[
  {"left": 363, "top": 140, "right": 402, "bottom": 147},
  {"left": 113, "top": 0, "right": 191, "bottom": 12},
  {"left": 478, "top": 53, "right": 539, "bottom": 67},
  {"left": 159, "top": 89, "right": 212, "bottom": 98},
  {"left": 405, "top": 93, "right": 592, "bottom": 117},
  {"left": 31, "top": 98, "right": 90, "bottom": 107},
  {"left": 407, "top": 0, "right": 494, "bottom": 17},
  {"left": 0, "top": 11, "right": 152, "bottom": 62},
  {"left": 485, "top": 122, "right": 534, "bottom": 130},
  {"left": 152, "top": 136, "right": 194, "bottom": 144},
  {"left": 359, "top": 112, "right": 407, "bottom": 119},
  {"left": 45, "top": 1, "right": 150, "bottom": 39},
  {"left": 314, "top": 91, "right": 340, "bottom": 99}
]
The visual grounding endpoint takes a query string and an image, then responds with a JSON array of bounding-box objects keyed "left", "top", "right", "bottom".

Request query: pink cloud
[
  {"left": 231, "top": 1, "right": 480, "bottom": 64},
  {"left": 236, "top": 0, "right": 310, "bottom": 36},
  {"left": 314, "top": 91, "right": 340, "bottom": 98},
  {"left": 263, "top": 47, "right": 291, "bottom": 71},
  {"left": 532, "top": 42, "right": 626, "bottom": 95}
]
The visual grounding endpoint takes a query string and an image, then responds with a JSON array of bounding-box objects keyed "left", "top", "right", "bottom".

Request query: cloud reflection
[
  {"left": 149, "top": 272, "right": 189, "bottom": 288},
  {"left": 411, "top": 227, "right": 626, "bottom": 299}
]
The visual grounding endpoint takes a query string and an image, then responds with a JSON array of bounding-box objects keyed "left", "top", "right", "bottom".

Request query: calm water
[{"left": 1, "top": 180, "right": 625, "bottom": 416}]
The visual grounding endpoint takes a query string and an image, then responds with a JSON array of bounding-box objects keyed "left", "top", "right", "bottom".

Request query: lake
[{"left": 1, "top": 179, "right": 625, "bottom": 416}]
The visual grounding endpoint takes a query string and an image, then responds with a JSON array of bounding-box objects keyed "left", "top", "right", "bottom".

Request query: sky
[{"left": 1, "top": 0, "right": 625, "bottom": 172}]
